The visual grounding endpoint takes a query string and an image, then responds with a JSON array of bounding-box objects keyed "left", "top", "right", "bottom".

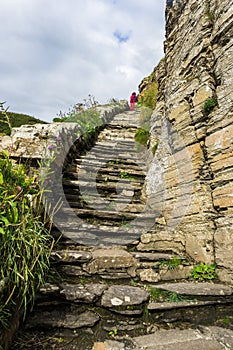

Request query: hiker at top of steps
[{"left": 130, "top": 92, "right": 137, "bottom": 110}]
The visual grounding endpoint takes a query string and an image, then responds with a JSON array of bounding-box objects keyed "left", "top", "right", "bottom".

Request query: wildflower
[
  {"left": 16, "top": 185, "right": 22, "bottom": 192},
  {"left": 56, "top": 136, "right": 62, "bottom": 141},
  {"left": 48, "top": 144, "right": 55, "bottom": 150}
]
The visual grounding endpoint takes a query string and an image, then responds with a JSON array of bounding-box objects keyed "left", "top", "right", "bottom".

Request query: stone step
[
  {"left": 64, "top": 192, "right": 144, "bottom": 203},
  {"left": 153, "top": 282, "right": 233, "bottom": 296},
  {"left": 65, "top": 171, "right": 145, "bottom": 182},
  {"left": 94, "top": 327, "right": 233, "bottom": 350},
  {"left": 67, "top": 201, "right": 145, "bottom": 213},
  {"left": 76, "top": 154, "right": 144, "bottom": 166},
  {"left": 67, "top": 161, "right": 146, "bottom": 174},
  {"left": 73, "top": 156, "right": 145, "bottom": 167},
  {"left": 62, "top": 179, "right": 143, "bottom": 191},
  {"left": 66, "top": 208, "right": 139, "bottom": 221}
]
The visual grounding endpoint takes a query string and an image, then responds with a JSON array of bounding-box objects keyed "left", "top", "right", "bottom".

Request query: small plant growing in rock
[
  {"left": 108, "top": 329, "right": 118, "bottom": 337},
  {"left": 138, "top": 81, "right": 158, "bottom": 110},
  {"left": 203, "top": 97, "right": 217, "bottom": 115},
  {"left": 148, "top": 286, "right": 163, "bottom": 301},
  {"left": 204, "top": 1, "right": 215, "bottom": 22},
  {"left": 223, "top": 316, "right": 231, "bottom": 326},
  {"left": 151, "top": 141, "right": 159, "bottom": 155},
  {"left": 134, "top": 128, "right": 150, "bottom": 146},
  {"left": 190, "top": 263, "right": 217, "bottom": 282},
  {"left": 159, "top": 257, "right": 183, "bottom": 270},
  {"left": 130, "top": 279, "right": 137, "bottom": 287}
]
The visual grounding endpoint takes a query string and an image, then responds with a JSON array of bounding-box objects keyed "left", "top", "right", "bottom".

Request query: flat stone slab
[
  {"left": 85, "top": 247, "right": 137, "bottom": 274},
  {"left": 101, "top": 285, "right": 149, "bottom": 308},
  {"left": 51, "top": 250, "right": 92, "bottom": 263},
  {"left": 92, "top": 327, "right": 233, "bottom": 350},
  {"left": 60, "top": 283, "right": 107, "bottom": 303},
  {"left": 26, "top": 309, "right": 99, "bottom": 329},
  {"left": 133, "top": 328, "right": 227, "bottom": 350},
  {"left": 148, "top": 300, "right": 222, "bottom": 311},
  {"left": 92, "top": 341, "right": 126, "bottom": 350},
  {"left": 131, "top": 252, "right": 176, "bottom": 261},
  {"left": 156, "top": 282, "right": 233, "bottom": 296}
]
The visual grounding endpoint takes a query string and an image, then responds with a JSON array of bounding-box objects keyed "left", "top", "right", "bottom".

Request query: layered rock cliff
[{"left": 140, "top": 0, "right": 233, "bottom": 283}]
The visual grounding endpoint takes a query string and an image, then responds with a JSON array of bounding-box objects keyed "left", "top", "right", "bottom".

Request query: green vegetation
[
  {"left": 107, "top": 159, "right": 120, "bottom": 165},
  {"left": 204, "top": 1, "right": 215, "bottom": 22},
  {"left": 148, "top": 286, "right": 193, "bottom": 303},
  {"left": 203, "top": 97, "right": 217, "bottom": 115},
  {"left": 139, "top": 81, "right": 158, "bottom": 110},
  {"left": 191, "top": 263, "right": 217, "bottom": 282},
  {"left": 53, "top": 94, "right": 125, "bottom": 135},
  {"left": 223, "top": 316, "right": 231, "bottom": 326},
  {"left": 159, "top": 257, "right": 183, "bottom": 270},
  {"left": 134, "top": 128, "right": 150, "bottom": 146},
  {"left": 0, "top": 151, "right": 54, "bottom": 327},
  {"left": 0, "top": 102, "right": 46, "bottom": 136},
  {"left": 53, "top": 94, "right": 101, "bottom": 133},
  {"left": 119, "top": 170, "right": 135, "bottom": 179},
  {"left": 151, "top": 141, "right": 159, "bottom": 155},
  {"left": 108, "top": 329, "right": 118, "bottom": 337}
]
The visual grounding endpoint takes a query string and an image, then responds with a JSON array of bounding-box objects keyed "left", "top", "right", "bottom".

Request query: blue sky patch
[{"left": 114, "top": 30, "right": 130, "bottom": 43}]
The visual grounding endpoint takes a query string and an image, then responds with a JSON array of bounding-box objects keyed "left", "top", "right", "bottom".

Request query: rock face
[{"left": 141, "top": 0, "right": 233, "bottom": 283}]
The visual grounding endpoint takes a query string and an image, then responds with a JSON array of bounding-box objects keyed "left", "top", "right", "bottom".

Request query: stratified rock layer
[{"left": 141, "top": 0, "right": 233, "bottom": 283}]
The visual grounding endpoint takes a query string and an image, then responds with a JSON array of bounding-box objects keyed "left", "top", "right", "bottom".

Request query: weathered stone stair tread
[
  {"left": 74, "top": 157, "right": 145, "bottom": 167},
  {"left": 58, "top": 216, "right": 155, "bottom": 229},
  {"left": 64, "top": 193, "right": 144, "bottom": 205},
  {"left": 67, "top": 202, "right": 145, "bottom": 212},
  {"left": 155, "top": 282, "right": 233, "bottom": 296},
  {"left": 66, "top": 171, "right": 145, "bottom": 181},
  {"left": 70, "top": 163, "right": 146, "bottom": 174},
  {"left": 63, "top": 179, "right": 143, "bottom": 190},
  {"left": 93, "top": 327, "right": 233, "bottom": 350},
  {"left": 76, "top": 155, "right": 144, "bottom": 166},
  {"left": 81, "top": 142, "right": 139, "bottom": 158},
  {"left": 69, "top": 208, "right": 138, "bottom": 221},
  {"left": 131, "top": 327, "right": 233, "bottom": 350},
  {"left": 148, "top": 299, "right": 233, "bottom": 311},
  {"left": 52, "top": 226, "right": 142, "bottom": 241},
  {"left": 68, "top": 202, "right": 145, "bottom": 213}
]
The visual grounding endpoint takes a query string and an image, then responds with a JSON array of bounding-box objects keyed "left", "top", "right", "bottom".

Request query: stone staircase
[
  {"left": 11, "top": 110, "right": 233, "bottom": 350},
  {"left": 51, "top": 109, "right": 154, "bottom": 247}
]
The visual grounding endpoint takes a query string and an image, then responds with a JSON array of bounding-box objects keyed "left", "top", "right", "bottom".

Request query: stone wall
[
  {"left": 0, "top": 102, "right": 128, "bottom": 162},
  {"left": 141, "top": 0, "right": 233, "bottom": 283}
]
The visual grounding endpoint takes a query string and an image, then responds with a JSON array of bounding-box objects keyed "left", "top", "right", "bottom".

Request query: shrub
[
  {"left": 203, "top": 97, "right": 217, "bottom": 115},
  {"left": 134, "top": 128, "right": 150, "bottom": 146},
  {"left": 0, "top": 151, "right": 54, "bottom": 326}
]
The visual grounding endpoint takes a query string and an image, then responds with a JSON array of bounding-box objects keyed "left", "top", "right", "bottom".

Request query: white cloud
[{"left": 0, "top": 0, "right": 165, "bottom": 122}]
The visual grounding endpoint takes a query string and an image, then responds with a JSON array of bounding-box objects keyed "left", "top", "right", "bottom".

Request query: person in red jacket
[{"left": 130, "top": 92, "right": 137, "bottom": 110}]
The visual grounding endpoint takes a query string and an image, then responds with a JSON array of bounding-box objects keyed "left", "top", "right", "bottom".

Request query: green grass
[
  {"left": 148, "top": 286, "right": 193, "bottom": 303},
  {"left": 0, "top": 103, "right": 47, "bottom": 135},
  {"left": 159, "top": 257, "right": 183, "bottom": 270}
]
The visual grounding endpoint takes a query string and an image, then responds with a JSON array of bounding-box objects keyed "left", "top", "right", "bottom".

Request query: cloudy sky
[{"left": 0, "top": 0, "right": 166, "bottom": 122}]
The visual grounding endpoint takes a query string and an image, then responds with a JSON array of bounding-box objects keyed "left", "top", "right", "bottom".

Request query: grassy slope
[{"left": 0, "top": 111, "right": 48, "bottom": 135}]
